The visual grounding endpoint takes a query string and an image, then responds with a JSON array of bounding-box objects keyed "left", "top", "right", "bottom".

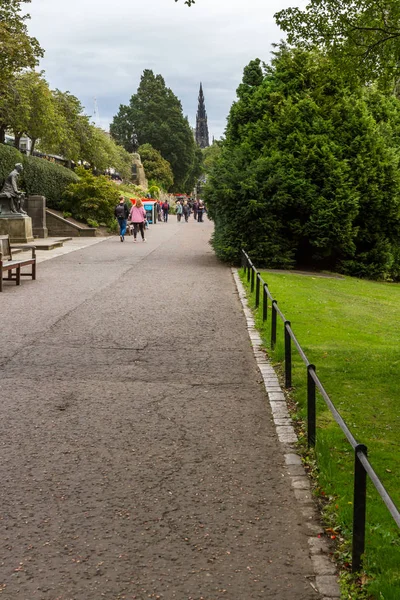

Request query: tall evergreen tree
[
  {"left": 205, "top": 48, "right": 400, "bottom": 279},
  {"left": 111, "top": 70, "right": 196, "bottom": 191}
]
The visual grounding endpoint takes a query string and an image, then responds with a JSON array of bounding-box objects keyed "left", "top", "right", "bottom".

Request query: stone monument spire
[{"left": 195, "top": 83, "right": 210, "bottom": 149}]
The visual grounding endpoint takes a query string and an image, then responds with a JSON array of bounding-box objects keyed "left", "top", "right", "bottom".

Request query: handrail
[{"left": 241, "top": 249, "right": 400, "bottom": 573}]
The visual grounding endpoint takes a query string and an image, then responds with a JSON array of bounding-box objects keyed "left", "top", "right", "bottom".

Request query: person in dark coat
[
  {"left": 197, "top": 200, "right": 205, "bottom": 222},
  {"left": 114, "top": 196, "right": 129, "bottom": 241},
  {"left": 193, "top": 200, "right": 198, "bottom": 221},
  {"left": 162, "top": 201, "right": 170, "bottom": 222},
  {"left": 182, "top": 200, "right": 190, "bottom": 222}
]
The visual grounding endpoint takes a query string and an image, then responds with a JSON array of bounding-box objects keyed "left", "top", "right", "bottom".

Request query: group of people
[
  {"left": 115, "top": 196, "right": 147, "bottom": 242},
  {"left": 175, "top": 199, "right": 206, "bottom": 223},
  {"left": 156, "top": 200, "right": 170, "bottom": 222},
  {"left": 115, "top": 196, "right": 207, "bottom": 242}
]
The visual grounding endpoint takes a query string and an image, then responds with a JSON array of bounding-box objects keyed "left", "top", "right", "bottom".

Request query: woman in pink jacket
[{"left": 129, "top": 198, "right": 147, "bottom": 242}]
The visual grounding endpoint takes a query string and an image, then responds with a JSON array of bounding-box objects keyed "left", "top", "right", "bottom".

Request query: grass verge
[{"left": 239, "top": 268, "right": 400, "bottom": 600}]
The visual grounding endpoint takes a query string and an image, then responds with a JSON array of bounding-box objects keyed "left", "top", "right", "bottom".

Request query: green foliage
[
  {"left": 202, "top": 141, "right": 222, "bottom": 174},
  {"left": 45, "top": 90, "right": 91, "bottom": 163},
  {"left": 275, "top": 0, "right": 400, "bottom": 87},
  {"left": 0, "top": 1, "right": 43, "bottom": 92},
  {"left": 0, "top": 143, "right": 78, "bottom": 206},
  {"left": 138, "top": 143, "right": 174, "bottom": 190},
  {"left": 61, "top": 167, "right": 120, "bottom": 226},
  {"left": 183, "top": 144, "right": 203, "bottom": 194},
  {"left": 148, "top": 184, "right": 160, "bottom": 199},
  {"left": 22, "top": 155, "right": 79, "bottom": 208},
  {"left": 111, "top": 69, "right": 196, "bottom": 191},
  {"left": 0, "top": 143, "right": 22, "bottom": 183},
  {"left": 118, "top": 181, "right": 145, "bottom": 197},
  {"left": 108, "top": 217, "right": 119, "bottom": 234},
  {"left": 0, "top": 71, "right": 64, "bottom": 153},
  {"left": 205, "top": 48, "right": 400, "bottom": 279}
]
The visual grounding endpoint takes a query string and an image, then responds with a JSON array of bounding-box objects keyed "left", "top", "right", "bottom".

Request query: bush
[
  {"left": 0, "top": 144, "right": 79, "bottom": 207},
  {"left": 22, "top": 155, "right": 79, "bottom": 208},
  {"left": 148, "top": 183, "right": 160, "bottom": 198},
  {"left": 0, "top": 145, "right": 23, "bottom": 184},
  {"left": 62, "top": 167, "right": 120, "bottom": 227}
]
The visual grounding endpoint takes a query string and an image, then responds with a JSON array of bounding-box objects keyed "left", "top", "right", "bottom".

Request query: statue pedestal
[
  {"left": 25, "top": 195, "right": 48, "bottom": 238},
  {"left": 0, "top": 215, "right": 34, "bottom": 243}
]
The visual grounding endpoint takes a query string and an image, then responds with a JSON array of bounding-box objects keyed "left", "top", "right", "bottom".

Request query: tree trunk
[
  {"left": 0, "top": 126, "right": 5, "bottom": 144},
  {"left": 14, "top": 134, "right": 21, "bottom": 150},
  {"left": 30, "top": 138, "right": 37, "bottom": 154}
]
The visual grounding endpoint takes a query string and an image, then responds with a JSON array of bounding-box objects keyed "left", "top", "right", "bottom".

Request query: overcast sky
[{"left": 27, "top": 0, "right": 305, "bottom": 141}]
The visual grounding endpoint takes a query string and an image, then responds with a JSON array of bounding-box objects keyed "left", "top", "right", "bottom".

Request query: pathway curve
[{"left": 0, "top": 218, "right": 321, "bottom": 599}]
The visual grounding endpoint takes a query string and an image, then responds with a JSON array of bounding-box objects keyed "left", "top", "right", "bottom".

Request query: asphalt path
[{"left": 0, "top": 218, "right": 320, "bottom": 599}]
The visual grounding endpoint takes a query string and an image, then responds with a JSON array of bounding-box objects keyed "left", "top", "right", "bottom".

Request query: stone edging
[{"left": 232, "top": 268, "right": 340, "bottom": 600}]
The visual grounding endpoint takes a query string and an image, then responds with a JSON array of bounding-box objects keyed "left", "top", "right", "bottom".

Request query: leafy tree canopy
[
  {"left": 138, "top": 143, "right": 174, "bottom": 190},
  {"left": 275, "top": 0, "right": 400, "bottom": 86},
  {"left": 111, "top": 69, "right": 196, "bottom": 191},
  {"left": 202, "top": 141, "right": 222, "bottom": 174},
  {"left": 0, "top": 1, "right": 43, "bottom": 88},
  {"left": 182, "top": 144, "right": 203, "bottom": 194}
]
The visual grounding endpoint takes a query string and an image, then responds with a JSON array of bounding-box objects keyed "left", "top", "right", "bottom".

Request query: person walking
[
  {"left": 176, "top": 200, "right": 183, "bottom": 222},
  {"left": 197, "top": 200, "right": 205, "bottom": 223},
  {"left": 129, "top": 198, "right": 147, "bottom": 242},
  {"left": 182, "top": 200, "right": 190, "bottom": 222},
  {"left": 115, "top": 196, "right": 129, "bottom": 241},
  {"left": 162, "top": 200, "right": 170, "bottom": 222},
  {"left": 156, "top": 201, "right": 162, "bottom": 222}
]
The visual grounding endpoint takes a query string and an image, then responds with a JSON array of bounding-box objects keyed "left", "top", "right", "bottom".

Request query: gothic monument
[{"left": 195, "top": 83, "right": 210, "bottom": 149}]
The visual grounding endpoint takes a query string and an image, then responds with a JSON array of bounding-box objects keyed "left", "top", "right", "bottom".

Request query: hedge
[
  {"left": 22, "top": 155, "right": 79, "bottom": 208},
  {"left": 0, "top": 144, "right": 79, "bottom": 208},
  {"left": 0, "top": 144, "right": 23, "bottom": 183}
]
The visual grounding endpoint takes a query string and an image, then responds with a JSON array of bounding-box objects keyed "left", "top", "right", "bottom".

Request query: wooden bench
[{"left": 0, "top": 234, "right": 36, "bottom": 292}]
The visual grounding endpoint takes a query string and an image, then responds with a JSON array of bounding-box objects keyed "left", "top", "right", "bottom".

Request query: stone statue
[{"left": 0, "top": 163, "right": 27, "bottom": 216}]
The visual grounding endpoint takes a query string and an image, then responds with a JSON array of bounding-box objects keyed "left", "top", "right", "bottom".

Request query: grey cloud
[{"left": 28, "top": 0, "right": 305, "bottom": 140}]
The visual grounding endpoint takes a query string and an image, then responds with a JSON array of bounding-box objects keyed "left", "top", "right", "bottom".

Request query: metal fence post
[
  {"left": 251, "top": 267, "right": 255, "bottom": 293},
  {"left": 247, "top": 259, "right": 251, "bottom": 282},
  {"left": 255, "top": 273, "right": 260, "bottom": 308},
  {"left": 284, "top": 321, "right": 292, "bottom": 389},
  {"left": 352, "top": 444, "right": 368, "bottom": 573},
  {"left": 271, "top": 300, "right": 277, "bottom": 349},
  {"left": 307, "top": 364, "right": 316, "bottom": 447},
  {"left": 241, "top": 251, "right": 246, "bottom": 270},
  {"left": 263, "top": 284, "right": 268, "bottom": 322}
]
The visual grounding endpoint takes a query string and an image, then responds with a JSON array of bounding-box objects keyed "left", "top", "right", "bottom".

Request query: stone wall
[{"left": 46, "top": 210, "right": 97, "bottom": 237}]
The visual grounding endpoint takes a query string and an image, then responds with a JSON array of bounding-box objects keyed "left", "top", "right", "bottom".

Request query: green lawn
[{"left": 240, "top": 269, "right": 400, "bottom": 599}]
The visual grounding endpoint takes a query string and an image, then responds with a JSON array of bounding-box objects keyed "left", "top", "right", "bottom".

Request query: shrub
[
  {"left": 0, "top": 144, "right": 23, "bottom": 184},
  {"left": 148, "top": 183, "right": 160, "bottom": 198},
  {"left": 22, "top": 155, "right": 79, "bottom": 208},
  {"left": 62, "top": 167, "right": 120, "bottom": 227},
  {"left": 108, "top": 217, "right": 119, "bottom": 234}
]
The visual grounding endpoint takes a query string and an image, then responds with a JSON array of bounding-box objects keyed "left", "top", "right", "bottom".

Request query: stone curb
[{"left": 232, "top": 268, "right": 340, "bottom": 598}]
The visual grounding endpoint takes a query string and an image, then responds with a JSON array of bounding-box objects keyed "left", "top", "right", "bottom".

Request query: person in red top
[{"left": 129, "top": 198, "right": 147, "bottom": 242}]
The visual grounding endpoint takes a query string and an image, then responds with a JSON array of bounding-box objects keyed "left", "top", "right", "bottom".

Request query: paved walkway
[{"left": 0, "top": 220, "right": 323, "bottom": 599}]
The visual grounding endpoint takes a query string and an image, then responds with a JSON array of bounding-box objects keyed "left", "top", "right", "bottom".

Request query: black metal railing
[{"left": 241, "top": 249, "right": 400, "bottom": 573}]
